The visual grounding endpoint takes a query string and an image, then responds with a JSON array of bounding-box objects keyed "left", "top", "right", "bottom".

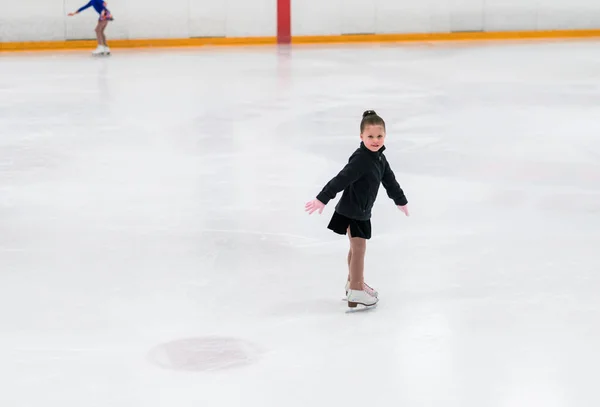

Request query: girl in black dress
[{"left": 305, "top": 110, "right": 409, "bottom": 308}]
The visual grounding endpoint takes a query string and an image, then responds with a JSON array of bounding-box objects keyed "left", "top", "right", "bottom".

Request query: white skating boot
[
  {"left": 102, "top": 45, "right": 111, "bottom": 55},
  {"left": 346, "top": 289, "right": 378, "bottom": 308},
  {"left": 345, "top": 281, "right": 378, "bottom": 298},
  {"left": 92, "top": 45, "right": 105, "bottom": 56}
]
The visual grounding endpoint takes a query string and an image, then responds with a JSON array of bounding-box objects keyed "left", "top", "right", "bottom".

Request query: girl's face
[{"left": 360, "top": 125, "right": 386, "bottom": 152}]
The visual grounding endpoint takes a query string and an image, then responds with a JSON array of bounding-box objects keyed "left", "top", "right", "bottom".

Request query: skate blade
[
  {"left": 342, "top": 297, "right": 379, "bottom": 301},
  {"left": 345, "top": 303, "right": 378, "bottom": 313}
]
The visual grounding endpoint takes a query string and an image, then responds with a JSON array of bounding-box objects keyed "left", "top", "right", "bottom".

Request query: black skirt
[{"left": 327, "top": 211, "right": 372, "bottom": 240}]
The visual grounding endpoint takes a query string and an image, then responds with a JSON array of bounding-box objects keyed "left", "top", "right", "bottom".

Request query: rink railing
[{"left": 2, "top": 29, "right": 600, "bottom": 52}]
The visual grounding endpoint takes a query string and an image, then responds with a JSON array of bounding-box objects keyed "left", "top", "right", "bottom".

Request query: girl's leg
[
  {"left": 95, "top": 21, "right": 108, "bottom": 46},
  {"left": 95, "top": 21, "right": 103, "bottom": 45},
  {"left": 100, "top": 21, "right": 109, "bottom": 46},
  {"left": 347, "top": 244, "right": 352, "bottom": 283},
  {"left": 347, "top": 227, "right": 367, "bottom": 291},
  {"left": 101, "top": 23, "right": 108, "bottom": 46}
]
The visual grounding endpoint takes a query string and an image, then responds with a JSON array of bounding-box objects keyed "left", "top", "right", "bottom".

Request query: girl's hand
[
  {"left": 305, "top": 199, "right": 325, "bottom": 215},
  {"left": 68, "top": 12, "right": 76, "bottom": 16},
  {"left": 398, "top": 205, "right": 409, "bottom": 216}
]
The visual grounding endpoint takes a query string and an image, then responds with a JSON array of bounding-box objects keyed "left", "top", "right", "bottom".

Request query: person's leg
[
  {"left": 347, "top": 227, "right": 367, "bottom": 291},
  {"left": 347, "top": 236, "right": 352, "bottom": 283},
  {"left": 97, "top": 21, "right": 108, "bottom": 46},
  {"left": 346, "top": 225, "right": 378, "bottom": 294},
  {"left": 346, "top": 228, "right": 376, "bottom": 307},
  {"left": 94, "top": 21, "right": 104, "bottom": 46}
]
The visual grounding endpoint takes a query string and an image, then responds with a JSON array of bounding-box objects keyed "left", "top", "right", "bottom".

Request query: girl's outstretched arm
[
  {"left": 68, "top": 1, "right": 92, "bottom": 15},
  {"left": 305, "top": 155, "right": 368, "bottom": 215},
  {"left": 316, "top": 155, "right": 369, "bottom": 205},
  {"left": 381, "top": 160, "right": 409, "bottom": 216}
]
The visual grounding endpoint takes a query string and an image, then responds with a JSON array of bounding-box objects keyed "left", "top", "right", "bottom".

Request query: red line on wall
[{"left": 277, "top": 0, "right": 291, "bottom": 44}]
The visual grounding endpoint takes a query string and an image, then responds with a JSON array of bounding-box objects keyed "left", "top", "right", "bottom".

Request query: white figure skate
[
  {"left": 345, "top": 281, "right": 378, "bottom": 298},
  {"left": 91, "top": 45, "right": 104, "bottom": 56},
  {"left": 92, "top": 45, "right": 111, "bottom": 56},
  {"left": 346, "top": 289, "right": 378, "bottom": 308}
]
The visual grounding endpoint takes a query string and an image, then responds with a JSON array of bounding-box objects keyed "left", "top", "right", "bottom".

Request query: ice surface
[{"left": 1, "top": 40, "right": 600, "bottom": 407}]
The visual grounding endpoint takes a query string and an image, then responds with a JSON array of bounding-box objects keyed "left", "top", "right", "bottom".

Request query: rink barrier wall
[
  {"left": 2, "top": 29, "right": 600, "bottom": 51},
  {"left": 0, "top": 36, "right": 278, "bottom": 51}
]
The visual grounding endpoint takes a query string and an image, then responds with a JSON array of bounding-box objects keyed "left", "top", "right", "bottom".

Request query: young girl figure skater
[
  {"left": 305, "top": 110, "right": 409, "bottom": 308},
  {"left": 68, "top": 1, "right": 114, "bottom": 56}
]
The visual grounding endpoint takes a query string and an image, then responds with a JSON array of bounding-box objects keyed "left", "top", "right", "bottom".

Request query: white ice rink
[{"left": 1, "top": 39, "right": 600, "bottom": 406}]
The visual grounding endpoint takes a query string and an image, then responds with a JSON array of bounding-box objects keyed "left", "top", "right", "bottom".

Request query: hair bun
[{"left": 362, "top": 110, "right": 377, "bottom": 118}]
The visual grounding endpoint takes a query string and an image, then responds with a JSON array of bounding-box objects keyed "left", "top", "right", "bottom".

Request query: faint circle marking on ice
[{"left": 147, "top": 336, "right": 262, "bottom": 372}]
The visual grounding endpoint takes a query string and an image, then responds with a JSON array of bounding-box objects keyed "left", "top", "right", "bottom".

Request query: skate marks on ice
[
  {"left": 197, "top": 228, "right": 325, "bottom": 250},
  {"left": 147, "top": 336, "right": 263, "bottom": 372},
  {"left": 263, "top": 297, "right": 379, "bottom": 318},
  {"left": 264, "top": 298, "right": 350, "bottom": 318}
]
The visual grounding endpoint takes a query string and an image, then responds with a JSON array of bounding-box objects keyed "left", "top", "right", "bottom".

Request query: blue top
[{"left": 77, "top": 0, "right": 107, "bottom": 14}]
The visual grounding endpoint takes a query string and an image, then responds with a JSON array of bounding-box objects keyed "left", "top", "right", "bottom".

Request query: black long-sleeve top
[{"left": 316, "top": 142, "right": 408, "bottom": 221}]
